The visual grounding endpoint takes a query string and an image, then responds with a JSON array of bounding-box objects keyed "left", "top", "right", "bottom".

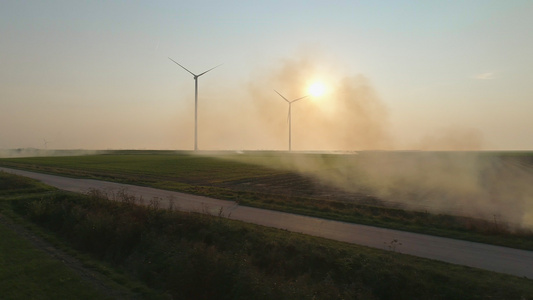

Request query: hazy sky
[{"left": 1, "top": 1, "right": 532, "bottom": 151}]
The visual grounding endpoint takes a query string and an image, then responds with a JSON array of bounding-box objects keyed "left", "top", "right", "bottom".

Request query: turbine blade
[
  {"left": 287, "top": 108, "right": 290, "bottom": 123},
  {"left": 168, "top": 57, "right": 196, "bottom": 76},
  {"left": 274, "top": 90, "right": 290, "bottom": 103},
  {"left": 290, "top": 95, "right": 308, "bottom": 103},
  {"left": 197, "top": 64, "right": 222, "bottom": 77}
]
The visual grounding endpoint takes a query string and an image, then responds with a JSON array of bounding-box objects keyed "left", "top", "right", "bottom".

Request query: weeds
[
  {"left": 386, "top": 239, "right": 402, "bottom": 252},
  {"left": 167, "top": 195, "right": 176, "bottom": 212},
  {"left": 148, "top": 198, "right": 161, "bottom": 210}
]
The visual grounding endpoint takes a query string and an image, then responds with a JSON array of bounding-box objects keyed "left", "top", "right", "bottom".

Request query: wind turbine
[
  {"left": 43, "top": 138, "right": 55, "bottom": 150},
  {"left": 274, "top": 90, "right": 308, "bottom": 151},
  {"left": 168, "top": 58, "right": 221, "bottom": 151}
]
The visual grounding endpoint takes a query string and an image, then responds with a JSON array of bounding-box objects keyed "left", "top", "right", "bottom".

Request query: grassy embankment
[
  {"left": 1, "top": 151, "right": 532, "bottom": 251},
  {"left": 0, "top": 223, "right": 111, "bottom": 300},
  {"left": 0, "top": 172, "right": 159, "bottom": 299},
  {"left": 1, "top": 171, "right": 533, "bottom": 299}
]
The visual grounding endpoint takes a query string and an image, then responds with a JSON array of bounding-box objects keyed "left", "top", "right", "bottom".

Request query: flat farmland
[
  {"left": 1, "top": 150, "right": 533, "bottom": 250},
  {"left": 0, "top": 151, "right": 379, "bottom": 204}
]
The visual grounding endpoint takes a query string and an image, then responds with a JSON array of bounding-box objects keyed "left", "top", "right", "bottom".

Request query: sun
[{"left": 307, "top": 81, "right": 326, "bottom": 97}]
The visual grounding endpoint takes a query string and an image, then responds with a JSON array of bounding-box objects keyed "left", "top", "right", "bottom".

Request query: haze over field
[{"left": 1, "top": 1, "right": 533, "bottom": 151}]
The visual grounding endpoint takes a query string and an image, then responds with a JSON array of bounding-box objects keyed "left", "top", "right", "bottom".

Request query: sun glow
[{"left": 308, "top": 81, "right": 326, "bottom": 97}]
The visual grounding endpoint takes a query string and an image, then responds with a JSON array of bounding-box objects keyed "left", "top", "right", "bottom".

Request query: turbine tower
[
  {"left": 274, "top": 90, "right": 308, "bottom": 151},
  {"left": 169, "top": 58, "right": 221, "bottom": 151}
]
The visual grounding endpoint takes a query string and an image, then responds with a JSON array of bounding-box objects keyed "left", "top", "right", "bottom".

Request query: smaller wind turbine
[
  {"left": 274, "top": 90, "right": 308, "bottom": 151},
  {"left": 168, "top": 58, "right": 222, "bottom": 151}
]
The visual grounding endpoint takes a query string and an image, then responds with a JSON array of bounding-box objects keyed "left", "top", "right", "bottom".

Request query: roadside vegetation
[
  {"left": 0, "top": 172, "right": 151, "bottom": 299},
  {"left": 1, "top": 171, "right": 532, "bottom": 299},
  {"left": 1, "top": 151, "right": 532, "bottom": 251}
]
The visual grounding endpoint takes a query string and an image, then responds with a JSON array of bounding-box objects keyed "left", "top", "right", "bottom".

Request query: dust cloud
[
  {"left": 245, "top": 56, "right": 392, "bottom": 151},
  {"left": 235, "top": 151, "right": 533, "bottom": 230},
  {"left": 216, "top": 55, "right": 533, "bottom": 229}
]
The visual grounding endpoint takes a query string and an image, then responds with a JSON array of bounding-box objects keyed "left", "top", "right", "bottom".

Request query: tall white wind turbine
[
  {"left": 169, "top": 58, "right": 221, "bottom": 151},
  {"left": 274, "top": 90, "right": 308, "bottom": 151}
]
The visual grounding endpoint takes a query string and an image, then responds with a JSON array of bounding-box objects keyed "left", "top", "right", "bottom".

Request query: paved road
[{"left": 2, "top": 167, "right": 533, "bottom": 279}]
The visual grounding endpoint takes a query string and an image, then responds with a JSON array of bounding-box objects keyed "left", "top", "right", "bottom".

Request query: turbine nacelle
[
  {"left": 168, "top": 57, "right": 221, "bottom": 79},
  {"left": 274, "top": 90, "right": 308, "bottom": 104}
]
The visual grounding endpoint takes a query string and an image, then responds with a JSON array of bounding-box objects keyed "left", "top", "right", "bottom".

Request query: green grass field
[
  {"left": 0, "top": 222, "right": 111, "bottom": 300},
  {"left": 1, "top": 170, "right": 533, "bottom": 299},
  {"left": 1, "top": 150, "right": 533, "bottom": 251}
]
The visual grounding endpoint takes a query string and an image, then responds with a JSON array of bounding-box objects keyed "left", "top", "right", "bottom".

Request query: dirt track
[{"left": 2, "top": 166, "right": 533, "bottom": 280}]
